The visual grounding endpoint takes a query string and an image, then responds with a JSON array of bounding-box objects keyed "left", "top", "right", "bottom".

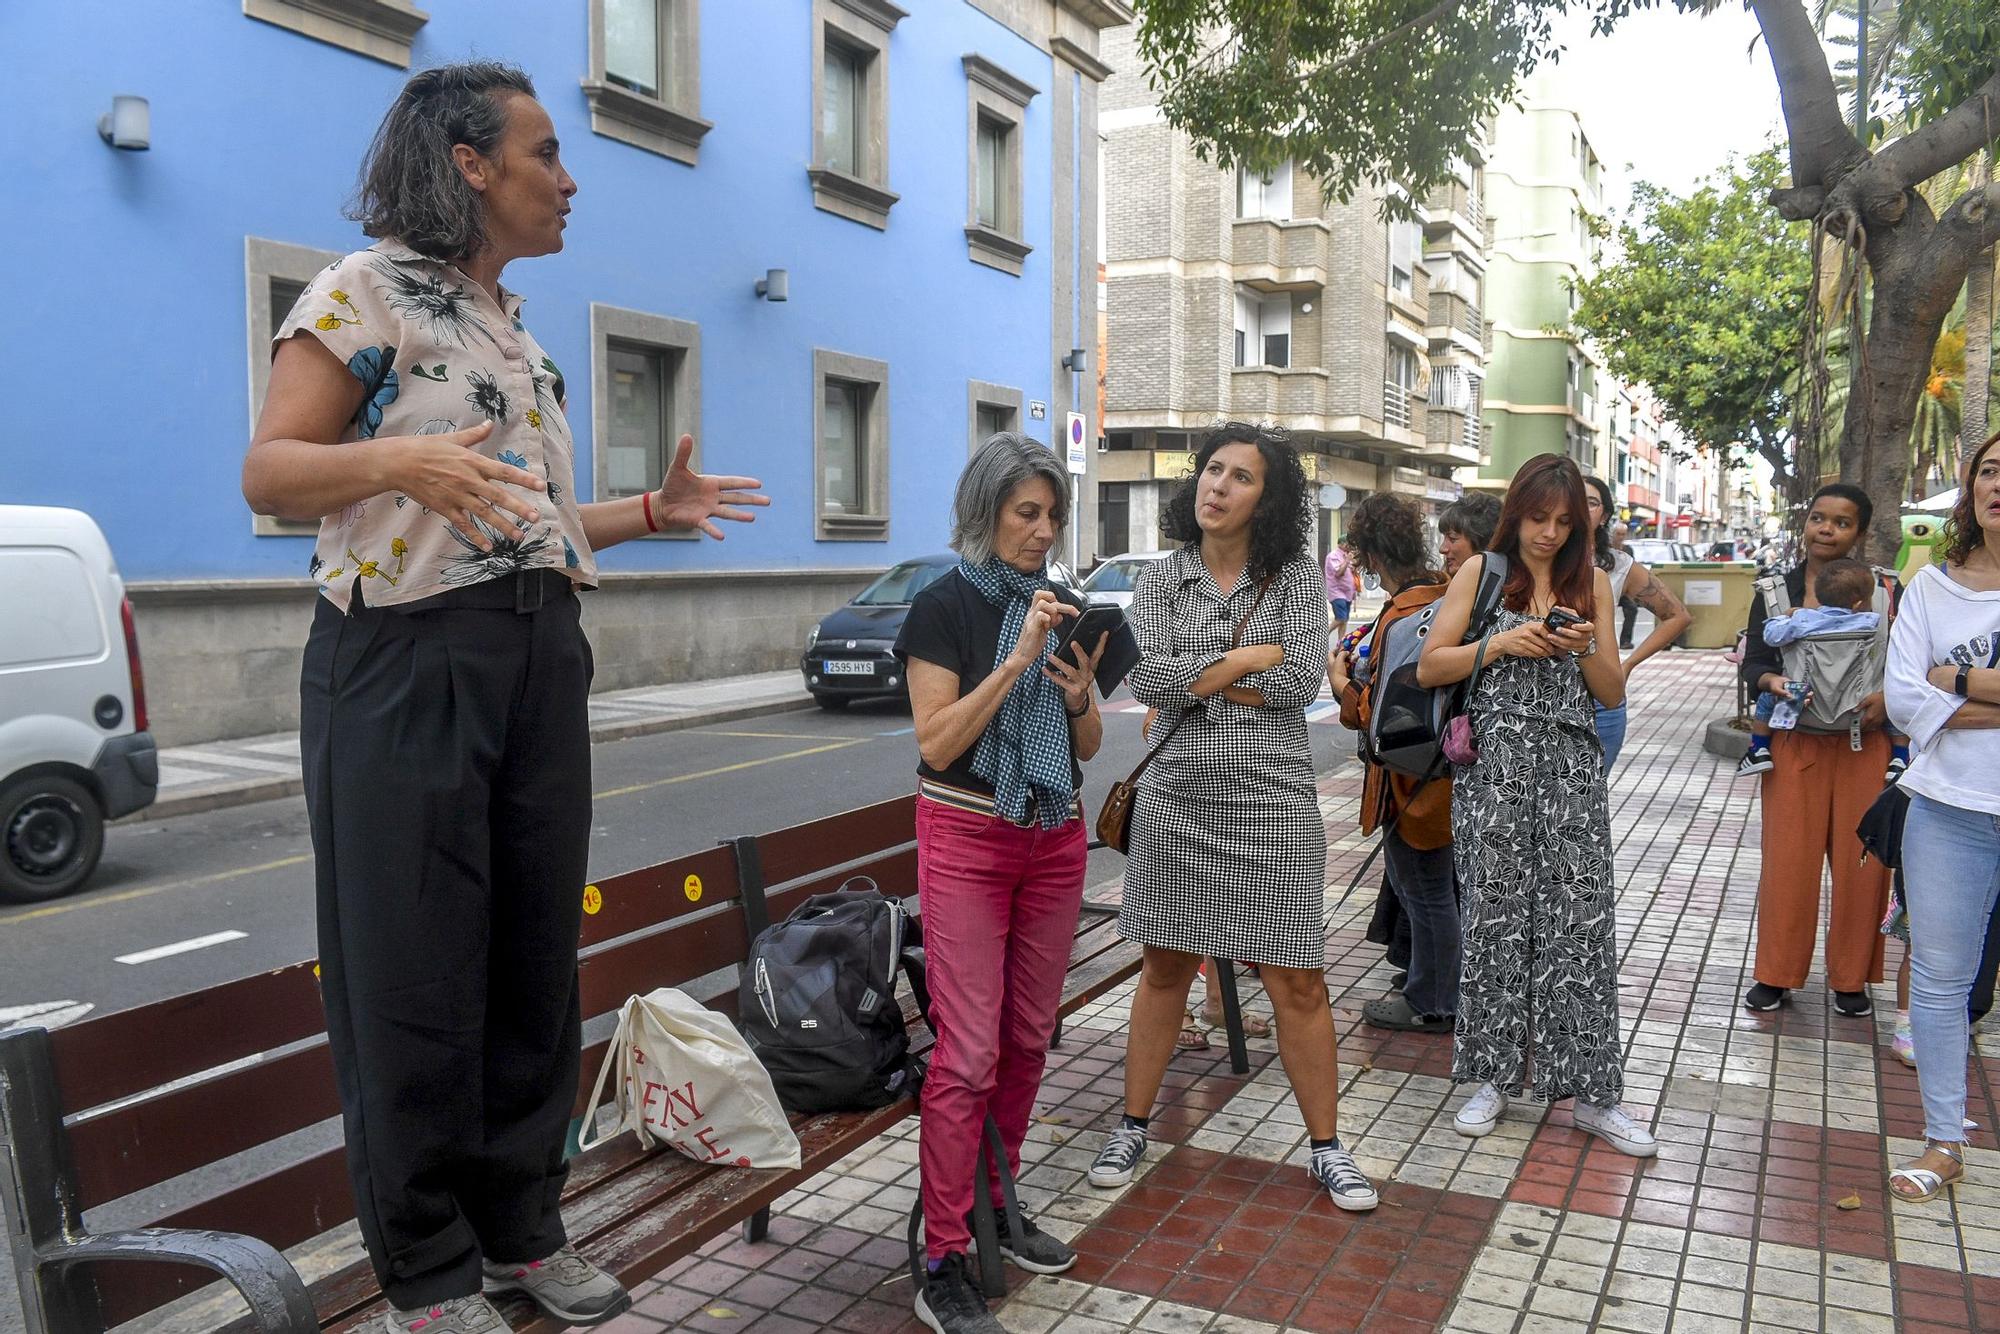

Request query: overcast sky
[{"left": 1540, "top": 4, "right": 1790, "bottom": 214}]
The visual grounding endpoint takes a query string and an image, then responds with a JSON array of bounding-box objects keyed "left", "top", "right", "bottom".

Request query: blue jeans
[
  {"left": 1904, "top": 793, "right": 2000, "bottom": 1143},
  {"left": 1593, "top": 701, "right": 1628, "bottom": 775},
  {"left": 1383, "top": 827, "right": 1460, "bottom": 1018}
]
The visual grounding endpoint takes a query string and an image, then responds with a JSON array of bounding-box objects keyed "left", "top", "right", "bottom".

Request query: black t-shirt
[{"left": 893, "top": 568, "right": 1087, "bottom": 796}]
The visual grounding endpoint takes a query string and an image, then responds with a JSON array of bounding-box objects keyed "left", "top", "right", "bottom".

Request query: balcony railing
[{"left": 1383, "top": 380, "right": 1412, "bottom": 430}]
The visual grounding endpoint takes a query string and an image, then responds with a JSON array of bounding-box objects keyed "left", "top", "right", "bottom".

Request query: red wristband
[{"left": 641, "top": 490, "right": 659, "bottom": 533}]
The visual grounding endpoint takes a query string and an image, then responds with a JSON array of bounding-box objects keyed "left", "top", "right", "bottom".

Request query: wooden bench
[{"left": 0, "top": 795, "right": 1145, "bottom": 1334}]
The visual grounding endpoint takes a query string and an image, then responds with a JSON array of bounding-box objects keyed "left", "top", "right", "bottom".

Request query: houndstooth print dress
[
  {"left": 1451, "top": 609, "right": 1625, "bottom": 1106},
  {"left": 1119, "top": 552, "right": 1331, "bottom": 969}
]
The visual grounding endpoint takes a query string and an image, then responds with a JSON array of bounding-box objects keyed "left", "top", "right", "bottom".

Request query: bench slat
[
  {"left": 48, "top": 962, "right": 326, "bottom": 1114},
  {"left": 577, "top": 846, "right": 739, "bottom": 950},
  {"left": 750, "top": 795, "right": 915, "bottom": 888}
]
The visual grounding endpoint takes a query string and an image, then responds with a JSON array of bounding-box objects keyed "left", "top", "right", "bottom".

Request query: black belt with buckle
[{"left": 394, "top": 567, "right": 574, "bottom": 614}]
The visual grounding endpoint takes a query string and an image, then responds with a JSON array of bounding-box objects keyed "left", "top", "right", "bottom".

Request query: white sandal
[{"left": 1889, "top": 1142, "right": 1964, "bottom": 1203}]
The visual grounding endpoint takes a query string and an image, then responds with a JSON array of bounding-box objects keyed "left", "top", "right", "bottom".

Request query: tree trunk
[{"left": 1965, "top": 247, "right": 1993, "bottom": 467}]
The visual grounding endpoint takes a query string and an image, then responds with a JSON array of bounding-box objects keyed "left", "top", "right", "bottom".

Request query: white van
[{"left": 0, "top": 505, "right": 157, "bottom": 902}]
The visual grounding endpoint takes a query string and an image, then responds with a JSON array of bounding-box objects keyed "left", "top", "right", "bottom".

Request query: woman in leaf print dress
[
  {"left": 1417, "top": 454, "right": 1657, "bottom": 1159},
  {"left": 241, "top": 63, "right": 767, "bottom": 1334}
]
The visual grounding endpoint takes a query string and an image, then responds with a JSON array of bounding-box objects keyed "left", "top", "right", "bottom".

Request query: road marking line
[
  {"left": 0, "top": 854, "right": 313, "bottom": 928},
  {"left": 877, "top": 726, "right": 916, "bottom": 736},
  {"left": 116, "top": 930, "right": 250, "bottom": 965},
  {"left": 593, "top": 740, "right": 864, "bottom": 800},
  {"left": 0, "top": 1000, "right": 96, "bottom": 1032},
  {"left": 701, "top": 730, "right": 859, "bottom": 741}
]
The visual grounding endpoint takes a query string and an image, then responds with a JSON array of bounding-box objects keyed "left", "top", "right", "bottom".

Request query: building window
[
  {"left": 1235, "top": 161, "right": 1293, "bottom": 220},
  {"left": 814, "top": 348, "right": 890, "bottom": 540},
  {"left": 963, "top": 54, "right": 1036, "bottom": 274},
  {"left": 967, "top": 379, "right": 1024, "bottom": 453},
  {"left": 1232, "top": 287, "right": 1291, "bottom": 369},
  {"left": 246, "top": 236, "right": 343, "bottom": 536},
  {"left": 809, "top": 0, "right": 904, "bottom": 230},
  {"left": 1099, "top": 483, "right": 1130, "bottom": 558},
  {"left": 590, "top": 304, "right": 702, "bottom": 536},
  {"left": 243, "top": 0, "right": 427, "bottom": 67},
  {"left": 1388, "top": 216, "right": 1423, "bottom": 297},
  {"left": 583, "top": 0, "right": 709, "bottom": 163}
]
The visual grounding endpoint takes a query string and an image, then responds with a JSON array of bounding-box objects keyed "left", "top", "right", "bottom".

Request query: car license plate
[{"left": 823, "top": 659, "right": 874, "bottom": 676}]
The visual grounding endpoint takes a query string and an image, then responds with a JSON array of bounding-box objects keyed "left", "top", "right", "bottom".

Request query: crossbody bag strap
[{"left": 1118, "top": 572, "right": 1279, "bottom": 787}]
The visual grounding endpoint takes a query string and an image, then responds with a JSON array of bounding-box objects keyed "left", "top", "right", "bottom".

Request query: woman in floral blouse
[{"left": 241, "top": 63, "right": 765, "bottom": 1334}]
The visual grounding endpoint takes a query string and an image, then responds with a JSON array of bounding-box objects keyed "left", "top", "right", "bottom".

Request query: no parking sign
[{"left": 1065, "top": 412, "right": 1088, "bottom": 474}]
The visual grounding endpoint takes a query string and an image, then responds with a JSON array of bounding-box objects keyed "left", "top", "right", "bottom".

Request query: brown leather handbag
[{"left": 1096, "top": 574, "right": 1275, "bottom": 853}]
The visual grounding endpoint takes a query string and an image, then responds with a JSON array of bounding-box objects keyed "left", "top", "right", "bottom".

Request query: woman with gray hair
[
  {"left": 893, "top": 432, "right": 1108, "bottom": 1334},
  {"left": 241, "top": 63, "right": 764, "bottom": 1334}
]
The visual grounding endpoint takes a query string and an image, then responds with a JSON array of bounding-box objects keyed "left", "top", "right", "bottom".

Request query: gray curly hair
[{"left": 950, "top": 433, "right": 1070, "bottom": 565}]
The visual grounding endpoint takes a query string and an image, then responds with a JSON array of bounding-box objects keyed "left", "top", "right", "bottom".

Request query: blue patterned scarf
[{"left": 956, "top": 558, "right": 1073, "bottom": 828}]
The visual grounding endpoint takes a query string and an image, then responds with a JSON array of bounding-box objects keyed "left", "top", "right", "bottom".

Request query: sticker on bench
[
  {"left": 583, "top": 883, "right": 603, "bottom": 915},
  {"left": 685, "top": 874, "right": 703, "bottom": 902}
]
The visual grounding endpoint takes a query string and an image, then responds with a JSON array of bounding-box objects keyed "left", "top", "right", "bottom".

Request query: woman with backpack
[
  {"left": 1087, "top": 422, "right": 1379, "bottom": 1213},
  {"left": 1417, "top": 454, "right": 1657, "bottom": 1157},
  {"left": 1330, "top": 494, "right": 1458, "bottom": 1033},
  {"left": 1583, "top": 474, "right": 1690, "bottom": 772},
  {"left": 1738, "top": 482, "right": 1898, "bottom": 1019},
  {"left": 893, "top": 434, "right": 1108, "bottom": 1334},
  {"left": 1884, "top": 431, "right": 2000, "bottom": 1203}
]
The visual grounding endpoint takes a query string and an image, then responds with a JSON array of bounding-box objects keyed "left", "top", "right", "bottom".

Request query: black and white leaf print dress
[{"left": 1451, "top": 610, "right": 1624, "bottom": 1106}]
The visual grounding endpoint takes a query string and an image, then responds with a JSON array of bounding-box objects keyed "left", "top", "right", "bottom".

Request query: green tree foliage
[{"left": 1571, "top": 151, "right": 1811, "bottom": 486}]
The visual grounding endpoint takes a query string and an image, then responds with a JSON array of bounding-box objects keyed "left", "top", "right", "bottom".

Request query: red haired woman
[{"left": 1417, "top": 454, "right": 1655, "bottom": 1157}]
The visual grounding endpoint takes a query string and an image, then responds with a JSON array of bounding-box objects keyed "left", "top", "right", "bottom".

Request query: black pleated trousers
[{"left": 299, "top": 573, "right": 592, "bottom": 1309}]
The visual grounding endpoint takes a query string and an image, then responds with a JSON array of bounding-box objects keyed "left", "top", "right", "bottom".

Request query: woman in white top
[
  {"left": 1583, "top": 476, "right": 1690, "bottom": 772},
  {"left": 1884, "top": 430, "right": 2000, "bottom": 1202}
]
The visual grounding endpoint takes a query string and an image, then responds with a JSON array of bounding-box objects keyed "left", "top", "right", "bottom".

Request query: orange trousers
[{"left": 1754, "top": 728, "right": 1892, "bottom": 992}]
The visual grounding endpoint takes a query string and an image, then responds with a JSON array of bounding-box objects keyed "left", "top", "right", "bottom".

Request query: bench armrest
[{"left": 40, "top": 1226, "right": 316, "bottom": 1333}]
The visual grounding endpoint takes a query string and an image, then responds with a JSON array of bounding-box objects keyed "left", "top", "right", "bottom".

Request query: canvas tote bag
[{"left": 576, "top": 987, "right": 802, "bottom": 1169}]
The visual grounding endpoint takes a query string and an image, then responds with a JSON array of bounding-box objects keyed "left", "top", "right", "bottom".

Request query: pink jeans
[{"left": 915, "top": 797, "right": 1087, "bottom": 1260}]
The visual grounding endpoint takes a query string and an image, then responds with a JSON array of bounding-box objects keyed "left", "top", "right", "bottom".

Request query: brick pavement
[{"left": 604, "top": 651, "right": 2000, "bottom": 1333}]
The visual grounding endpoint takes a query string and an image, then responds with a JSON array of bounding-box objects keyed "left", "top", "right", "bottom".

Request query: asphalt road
[{"left": 0, "top": 693, "right": 1349, "bottom": 1025}]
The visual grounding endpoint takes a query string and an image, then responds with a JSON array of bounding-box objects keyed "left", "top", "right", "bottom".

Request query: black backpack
[
  {"left": 1358, "top": 552, "right": 1509, "bottom": 779},
  {"left": 740, "top": 878, "right": 927, "bottom": 1114}
]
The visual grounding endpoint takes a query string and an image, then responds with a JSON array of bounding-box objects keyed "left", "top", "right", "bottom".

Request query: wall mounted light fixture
[
  {"left": 98, "top": 95, "right": 150, "bottom": 151},
  {"left": 754, "top": 269, "right": 789, "bottom": 302},
  {"left": 1060, "top": 348, "right": 1086, "bottom": 372}
]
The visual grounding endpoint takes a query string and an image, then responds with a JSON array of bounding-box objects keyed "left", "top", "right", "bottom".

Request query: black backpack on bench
[{"left": 740, "top": 878, "right": 929, "bottom": 1114}]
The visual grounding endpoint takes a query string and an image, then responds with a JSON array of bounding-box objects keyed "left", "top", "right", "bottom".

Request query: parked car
[
  {"left": 1627, "top": 538, "right": 1700, "bottom": 566},
  {"left": 1080, "top": 550, "right": 1173, "bottom": 609},
  {"left": 0, "top": 506, "right": 158, "bottom": 902},
  {"left": 800, "top": 554, "right": 1080, "bottom": 709}
]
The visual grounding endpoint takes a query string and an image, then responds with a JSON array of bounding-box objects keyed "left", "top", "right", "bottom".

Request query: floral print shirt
[{"left": 276, "top": 241, "right": 597, "bottom": 612}]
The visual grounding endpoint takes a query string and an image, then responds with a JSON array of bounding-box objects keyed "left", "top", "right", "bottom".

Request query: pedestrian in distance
[
  {"left": 1737, "top": 483, "right": 1898, "bottom": 1020},
  {"left": 1582, "top": 474, "right": 1690, "bottom": 773},
  {"left": 1438, "top": 491, "right": 1502, "bottom": 581},
  {"left": 1325, "top": 539, "right": 1360, "bottom": 645},
  {"left": 240, "top": 62, "right": 767, "bottom": 1334},
  {"left": 893, "top": 433, "right": 1109, "bottom": 1334},
  {"left": 1418, "top": 453, "right": 1658, "bottom": 1158},
  {"left": 1328, "top": 494, "right": 1459, "bottom": 1034},
  {"left": 1884, "top": 430, "right": 2000, "bottom": 1203},
  {"left": 1088, "top": 422, "right": 1380, "bottom": 1213}
]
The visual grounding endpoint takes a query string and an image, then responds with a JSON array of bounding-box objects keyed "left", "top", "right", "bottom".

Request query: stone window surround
[
  {"left": 967, "top": 379, "right": 1025, "bottom": 454},
  {"left": 808, "top": 0, "right": 906, "bottom": 230},
  {"left": 814, "top": 348, "right": 891, "bottom": 541},
  {"left": 246, "top": 235, "right": 344, "bottom": 537},
  {"left": 962, "top": 55, "right": 1037, "bottom": 275},
  {"left": 242, "top": 0, "right": 427, "bottom": 68},
  {"left": 580, "top": 0, "right": 711, "bottom": 166},
  {"left": 591, "top": 303, "right": 704, "bottom": 540}
]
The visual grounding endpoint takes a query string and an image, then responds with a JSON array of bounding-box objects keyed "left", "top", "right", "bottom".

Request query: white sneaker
[
  {"left": 1573, "top": 1101, "right": 1659, "bottom": 1158},
  {"left": 1453, "top": 1083, "right": 1508, "bottom": 1138}
]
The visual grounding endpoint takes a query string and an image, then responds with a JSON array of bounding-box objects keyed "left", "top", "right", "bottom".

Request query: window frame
[
  {"left": 1388, "top": 215, "right": 1423, "bottom": 298},
  {"left": 590, "top": 303, "right": 703, "bottom": 540},
  {"left": 246, "top": 235, "right": 345, "bottom": 537},
  {"left": 243, "top": 0, "right": 428, "bottom": 68},
  {"left": 582, "top": 0, "right": 710, "bottom": 165},
  {"left": 809, "top": 0, "right": 906, "bottom": 230},
  {"left": 966, "top": 379, "right": 1025, "bottom": 454},
  {"left": 813, "top": 348, "right": 891, "bottom": 541},
  {"left": 1235, "top": 161, "right": 1293, "bottom": 220},
  {"left": 962, "top": 54, "right": 1037, "bottom": 274},
  {"left": 1231, "top": 286, "right": 1292, "bottom": 370}
]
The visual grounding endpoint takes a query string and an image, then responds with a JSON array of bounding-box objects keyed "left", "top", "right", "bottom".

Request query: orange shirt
[{"left": 1337, "top": 582, "right": 1453, "bottom": 850}]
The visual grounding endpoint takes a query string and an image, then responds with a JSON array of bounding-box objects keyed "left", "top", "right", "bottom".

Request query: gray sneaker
[
  {"left": 377, "top": 1295, "right": 507, "bottom": 1332},
  {"left": 481, "top": 1245, "right": 631, "bottom": 1325},
  {"left": 966, "top": 1206, "right": 1077, "bottom": 1274}
]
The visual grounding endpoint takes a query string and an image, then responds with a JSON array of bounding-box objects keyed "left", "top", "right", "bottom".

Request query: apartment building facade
[{"left": 1095, "top": 25, "right": 1486, "bottom": 561}]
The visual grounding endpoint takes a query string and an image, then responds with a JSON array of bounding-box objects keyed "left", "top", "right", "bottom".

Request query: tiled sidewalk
[{"left": 608, "top": 652, "right": 1999, "bottom": 1333}]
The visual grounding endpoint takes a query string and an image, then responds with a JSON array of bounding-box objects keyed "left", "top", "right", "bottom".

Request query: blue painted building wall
[{"left": 0, "top": 0, "right": 1063, "bottom": 582}]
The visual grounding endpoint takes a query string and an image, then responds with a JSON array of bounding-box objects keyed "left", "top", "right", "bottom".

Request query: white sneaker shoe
[
  {"left": 1573, "top": 1101, "right": 1658, "bottom": 1158},
  {"left": 1453, "top": 1083, "right": 1508, "bottom": 1138}
]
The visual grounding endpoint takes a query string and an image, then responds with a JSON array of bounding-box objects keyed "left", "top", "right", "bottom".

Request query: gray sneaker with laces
[
  {"left": 376, "top": 1295, "right": 507, "bottom": 1333},
  {"left": 966, "top": 1206, "right": 1077, "bottom": 1273},
  {"left": 1087, "top": 1123, "right": 1148, "bottom": 1188},
  {"left": 1308, "top": 1143, "right": 1379, "bottom": 1212},
  {"left": 481, "top": 1245, "right": 631, "bottom": 1324}
]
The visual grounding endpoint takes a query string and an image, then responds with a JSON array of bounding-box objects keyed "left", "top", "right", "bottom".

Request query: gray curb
[{"left": 125, "top": 694, "right": 816, "bottom": 824}]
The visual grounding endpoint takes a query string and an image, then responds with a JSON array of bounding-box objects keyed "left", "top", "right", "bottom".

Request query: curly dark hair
[
  {"left": 1582, "top": 473, "right": 1618, "bottom": 571},
  {"left": 1941, "top": 429, "right": 2000, "bottom": 567},
  {"left": 1161, "top": 422, "right": 1311, "bottom": 580},
  {"left": 349, "top": 61, "right": 538, "bottom": 262},
  {"left": 1344, "top": 493, "right": 1436, "bottom": 585}
]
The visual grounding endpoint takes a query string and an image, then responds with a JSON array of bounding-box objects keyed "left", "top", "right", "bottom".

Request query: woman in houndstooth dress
[{"left": 1086, "top": 423, "right": 1378, "bottom": 1213}]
